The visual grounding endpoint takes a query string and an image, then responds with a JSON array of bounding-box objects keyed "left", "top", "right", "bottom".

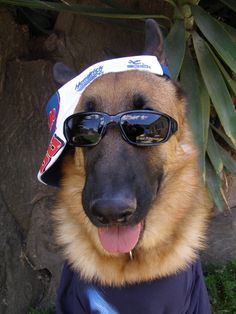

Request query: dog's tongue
[{"left": 98, "top": 223, "right": 141, "bottom": 253}]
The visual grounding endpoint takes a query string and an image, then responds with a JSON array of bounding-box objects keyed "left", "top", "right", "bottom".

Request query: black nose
[{"left": 91, "top": 198, "right": 136, "bottom": 225}]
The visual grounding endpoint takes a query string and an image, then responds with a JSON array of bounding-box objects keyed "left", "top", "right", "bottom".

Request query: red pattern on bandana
[{"left": 39, "top": 135, "right": 63, "bottom": 173}]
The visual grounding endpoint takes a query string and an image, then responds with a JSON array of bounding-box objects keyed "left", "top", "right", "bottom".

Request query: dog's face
[
  {"left": 73, "top": 71, "right": 184, "bottom": 254},
  {"left": 55, "top": 21, "right": 210, "bottom": 286}
]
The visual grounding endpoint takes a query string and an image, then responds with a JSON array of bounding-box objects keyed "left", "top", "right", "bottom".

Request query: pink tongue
[{"left": 98, "top": 223, "right": 142, "bottom": 253}]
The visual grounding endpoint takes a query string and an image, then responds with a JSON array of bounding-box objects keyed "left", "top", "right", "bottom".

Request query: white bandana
[{"left": 38, "top": 55, "right": 168, "bottom": 186}]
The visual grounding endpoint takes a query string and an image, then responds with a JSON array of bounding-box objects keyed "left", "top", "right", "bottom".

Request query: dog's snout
[{"left": 91, "top": 198, "right": 136, "bottom": 225}]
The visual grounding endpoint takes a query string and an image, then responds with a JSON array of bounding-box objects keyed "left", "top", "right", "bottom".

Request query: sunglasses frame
[{"left": 63, "top": 110, "right": 178, "bottom": 147}]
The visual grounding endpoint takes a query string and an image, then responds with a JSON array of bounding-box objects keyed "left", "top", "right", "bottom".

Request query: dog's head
[{"left": 39, "top": 20, "right": 210, "bottom": 285}]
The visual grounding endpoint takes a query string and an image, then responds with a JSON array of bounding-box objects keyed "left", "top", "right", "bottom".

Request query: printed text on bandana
[{"left": 75, "top": 66, "right": 104, "bottom": 91}]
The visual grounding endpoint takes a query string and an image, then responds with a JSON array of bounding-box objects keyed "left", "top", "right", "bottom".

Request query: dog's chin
[{"left": 97, "top": 221, "right": 144, "bottom": 254}]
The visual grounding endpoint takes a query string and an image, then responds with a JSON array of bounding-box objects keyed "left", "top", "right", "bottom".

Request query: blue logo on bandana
[
  {"left": 46, "top": 91, "right": 60, "bottom": 134},
  {"left": 127, "top": 60, "right": 151, "bottom": 69},
  {"left": 75, "top": 66, "right": 104, "bottom": 91}
]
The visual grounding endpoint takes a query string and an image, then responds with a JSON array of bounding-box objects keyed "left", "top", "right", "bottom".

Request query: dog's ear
[
  {"left": 53, "top": 62, "right": 77, "bottom": 85},
  {"left": 143, "top": 19, "right": 166, "bottom": 64}
]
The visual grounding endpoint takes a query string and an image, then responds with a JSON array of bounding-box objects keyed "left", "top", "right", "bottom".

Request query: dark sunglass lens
[
  {"left": 121, "top": 113, "right": 169, "bottom": 144},
  {"left": 66, "top": 114, "right": 104, "bottom": 146}
]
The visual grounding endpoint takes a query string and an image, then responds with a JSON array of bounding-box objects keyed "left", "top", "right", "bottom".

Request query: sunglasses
[{"left": 64, "top": 110, "right": 178, "bottom": 147}]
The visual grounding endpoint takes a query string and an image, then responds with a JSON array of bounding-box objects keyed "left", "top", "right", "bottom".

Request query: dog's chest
[{"left": 56, "top": 260, "right": 211, "bottom": 314}]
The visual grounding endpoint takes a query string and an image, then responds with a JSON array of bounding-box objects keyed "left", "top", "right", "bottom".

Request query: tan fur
[{"left": 54, "top": 71, "right": 211, "bottom": 286}]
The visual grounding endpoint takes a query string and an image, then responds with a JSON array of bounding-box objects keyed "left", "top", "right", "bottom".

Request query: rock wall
[
  {"left": 203, "top": 176, "right": 236, "bottom": 264},
  {"left": 0, "top": 10, "right": 62, "bottom": 313}
]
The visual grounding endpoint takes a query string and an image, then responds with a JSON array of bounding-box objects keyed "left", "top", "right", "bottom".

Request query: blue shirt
[{"left": 56, "top": 259, "right": 211, "bottom": 314}]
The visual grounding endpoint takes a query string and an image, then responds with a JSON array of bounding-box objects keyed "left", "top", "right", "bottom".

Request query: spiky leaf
[
  {"left": 165, "top": 20, "right": 186, "bottom": 80},
  {"left": 192, "top": 5, "right": 236, "bottom": 73},
  {"left": 192, "top": 31, "right": 236, "bottom": 146}
]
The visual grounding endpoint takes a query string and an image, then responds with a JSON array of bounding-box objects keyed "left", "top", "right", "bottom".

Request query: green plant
[
  {"left": 1, "top": 0, "right": 236, "bottom": 210},
  {"left": 0, "top": 0, "right": 169, "bottom": 20},
  {"left": 204, "top": 259, "right": 236, "bottom": 314},
  {"left": 28, "top": 307, "right": 55, "bottom": 314},
  {"left": 164, "top": 0, "right": 236, "bottom": 211}
]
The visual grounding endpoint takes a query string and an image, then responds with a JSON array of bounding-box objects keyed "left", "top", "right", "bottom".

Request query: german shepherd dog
[{"left": 39, "top": 20, "right": 211, "bottom": 313}]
